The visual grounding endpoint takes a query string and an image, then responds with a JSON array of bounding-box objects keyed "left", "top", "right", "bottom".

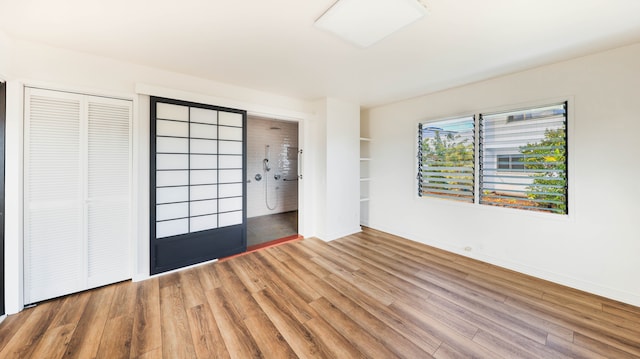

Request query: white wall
[
  {"left": 2, "top": 38, "right": 321, "bottom": 314},
  {"left": 315, "top": 98, "right": 362, "bottom": 240},
  {"left": 365, "top": 42, "right": 640, "bottom": 306},
  {"left": 0, "top": 30, "right": 12, "bottom": 78}
]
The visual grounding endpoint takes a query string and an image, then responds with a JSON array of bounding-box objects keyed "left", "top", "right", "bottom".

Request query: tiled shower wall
[{"left": 247, "top": 117, "right": 298, "bottom": 218}]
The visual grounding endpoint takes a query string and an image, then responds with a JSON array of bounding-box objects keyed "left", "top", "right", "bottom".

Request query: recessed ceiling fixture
[{"left": 314, "top": 0, "right": 428, "bottom": 48}]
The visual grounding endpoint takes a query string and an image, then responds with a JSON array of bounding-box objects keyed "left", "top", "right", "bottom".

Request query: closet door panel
[
  {"left": 24, "top": 88, "right": 132, "bottom": 304},
  {"left": 24, "top": 89, "right": 84, "bottom": 304},
  {"left": 86, "top": 98, "right": 131, "bottom": 287}
]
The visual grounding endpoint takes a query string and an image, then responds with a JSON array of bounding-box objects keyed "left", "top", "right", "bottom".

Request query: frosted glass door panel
[
  {"left": 157, "top": 120, "right": 188, "bottom": 137},
  {"left": 219, "top": 170, "right": 243, "bottom": 183},
  {"left": 190, "top": 107, "right": 217, "bottom": 124},
  {"left": 190, "top": 170, "right": 217, "bottom": 185},
  {"left": 157, "top": 103, "right": 189, "bottom": 121},
  {"left": 190, "top": 155, "right": 217, "bottom": 169},
  {"left": 219, "top": 211, "right": 243, "bottom": 227},
  {"left": 190, "top": 215, "right": 218, "bottom": 232},
  {"left": 157, "top": 219, "right": 189, "bottom": 238},
  {"left": 190, "top": 199, "right": 218, "bottom": 216},
  {"left": 219, "top": 183, "right": 242, "bottom": 198},
  {"left": 157, "top": 202, "right": 189, "bottom": 221},
  {"left": 157, "top": 187, "right": 189, "bottom": 204},
  {"left": 157, "top": 171, "right": 189, "bottom": 187},
  {"left": 190, "top": 123, "right": 217, "bottom": 139},
  {"left": 151, "top": 97, "right": 246, "bottom": 274},
  {"left": 157, "top": 154, "right": 189, "bottom": 170},
  {"left": 219, "top": 141, "right": 243, "bottom": 154},
  {"left": 219, "top": 126, "right": 243, "bottom": 140},
  {"left": 157, "top": 137, "right": 189, "bottom": 153},
  {"left": 190, "top": 185, "right": 218, "bottom": 201},
  {"left": 191, "top": 139, "right": 217, "bottom": 154},
  {"left": 219, "top": 112, "right": 243, "bottom": 127},
  {"left": 219, "top": 197, "right": 242, "bottom": 212},
  {"left": 219, "top": 156, "right": 242, "bottom": 169}
]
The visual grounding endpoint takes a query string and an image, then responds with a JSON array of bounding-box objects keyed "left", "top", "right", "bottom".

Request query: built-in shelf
[{"left": 360, "top": 137, "right": 371, "bottom": 226}]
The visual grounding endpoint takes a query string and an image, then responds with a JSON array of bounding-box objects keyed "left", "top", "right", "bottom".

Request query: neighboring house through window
[{"left": 496, "top": 154, "right": 525, "bottom": 170}]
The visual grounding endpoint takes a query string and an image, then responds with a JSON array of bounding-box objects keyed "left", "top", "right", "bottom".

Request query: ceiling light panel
[{"left": 315, "top": 0, "right": 427, "bottom": 48}]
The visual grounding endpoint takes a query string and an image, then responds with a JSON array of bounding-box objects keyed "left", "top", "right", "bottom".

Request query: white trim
[
  {"left": 321, "top": 226, "right": 362, "bottom": 242},
  {"left": 135, "top": 83, "right": 312, "bottom": 122},
  {"left": 16, "top": 79, "right": 134, "bottom": 102},
  {"left": 130, "top": 96, "right": 140, "bottom": 284},
  {"left": 5, "top": 80, "right": 24, "bottom": 314}
]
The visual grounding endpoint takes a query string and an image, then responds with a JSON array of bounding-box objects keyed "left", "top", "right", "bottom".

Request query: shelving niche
[{"left": 360, "top": 137, "right": 370, "bottom": 226}]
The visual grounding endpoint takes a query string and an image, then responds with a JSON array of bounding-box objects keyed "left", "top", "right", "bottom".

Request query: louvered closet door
[
  {"left": 86, "top": 98, "right": 132, "bottom": 287},
  {"left": 24, "top": 88, "right": 132, "bottom": 304}
]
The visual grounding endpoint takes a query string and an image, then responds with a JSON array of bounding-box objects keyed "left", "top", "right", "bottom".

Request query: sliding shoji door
[
  {"left": 24, "top": 87, "right": 132, "bottom": 304},
  {"left": 150, "top": 97, "right": 246, "bottom": 274}
]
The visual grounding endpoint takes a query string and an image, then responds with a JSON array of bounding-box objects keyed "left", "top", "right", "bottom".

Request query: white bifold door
[{"left": 24, "top": 87, "right": 132, "bottom": 304}]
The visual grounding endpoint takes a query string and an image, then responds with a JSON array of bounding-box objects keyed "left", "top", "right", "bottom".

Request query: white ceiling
[{"left": 1, "top": 0, "right": 640, "bottom": 107}]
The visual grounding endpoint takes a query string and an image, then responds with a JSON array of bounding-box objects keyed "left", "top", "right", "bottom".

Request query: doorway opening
[{"left": 247, "top": 116, "right": 299, "bottom": 247}]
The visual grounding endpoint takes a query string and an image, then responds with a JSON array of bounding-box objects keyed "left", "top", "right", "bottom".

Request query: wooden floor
[{"left": 1, "top": 228, "right": 640, "bottom": 358}]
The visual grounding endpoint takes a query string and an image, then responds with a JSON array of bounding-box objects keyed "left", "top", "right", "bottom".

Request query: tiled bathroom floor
[{"left": 247, "top": 210, "right": 298, "bottom": 247}]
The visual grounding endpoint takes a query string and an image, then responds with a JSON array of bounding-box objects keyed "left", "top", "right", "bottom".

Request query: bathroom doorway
[{"left": 246, "top": 116, "right": 299, "bottom": 247}]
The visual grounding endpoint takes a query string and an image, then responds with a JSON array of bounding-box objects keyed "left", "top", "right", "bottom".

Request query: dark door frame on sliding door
[
  {"left": 0, "top": 82, "right": 6, "bottom": 316},
  {"left": 150, "top": 97, "right": 247, "bottom": 274}
]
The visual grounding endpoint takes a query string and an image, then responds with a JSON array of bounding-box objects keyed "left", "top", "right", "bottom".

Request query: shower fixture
[{"left": 264, "top": 144, "right": 277, "bottom": 210}]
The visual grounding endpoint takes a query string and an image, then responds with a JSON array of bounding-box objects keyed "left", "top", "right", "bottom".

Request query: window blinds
[
  {"left": 418, "top": 116, "right": 475, "bottom": 202},
  {"left": 479, "top": 103, "right": 568, "bottom": 214}
]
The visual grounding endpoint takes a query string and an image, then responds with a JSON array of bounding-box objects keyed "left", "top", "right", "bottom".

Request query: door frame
[
  {"left": 1, "top": 82, "right": 6, "bottom": 316},
  {"left": 245, "top": 115, "right": 303, "bottom": 239}
]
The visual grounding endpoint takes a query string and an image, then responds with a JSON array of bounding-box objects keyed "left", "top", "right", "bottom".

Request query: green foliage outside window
[{"left": 519, "top": 128, "right": 567, "bottom": 214}]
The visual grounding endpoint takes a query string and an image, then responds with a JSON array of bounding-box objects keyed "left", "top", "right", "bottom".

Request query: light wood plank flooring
[{"left": 1, "top": 228, "right": 639, "bottom": 358}]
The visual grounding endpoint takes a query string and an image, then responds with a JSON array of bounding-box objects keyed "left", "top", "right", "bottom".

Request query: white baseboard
[{"left": 369, "top": 224, "right": 640, "bottom": 307}]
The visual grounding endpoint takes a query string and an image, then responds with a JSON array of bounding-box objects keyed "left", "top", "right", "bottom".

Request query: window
[
  {"left": 480, "top": 103, "right": 567, "bottom": 214},
  {"left": 418, "top": 116, "right": 475, "bottom": 203},
  {"left": 496, "top": 154, "right": 525, "bottom": 170},
  {"left": 417, "top": 102, "right": 568, "bottom": 215}
]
